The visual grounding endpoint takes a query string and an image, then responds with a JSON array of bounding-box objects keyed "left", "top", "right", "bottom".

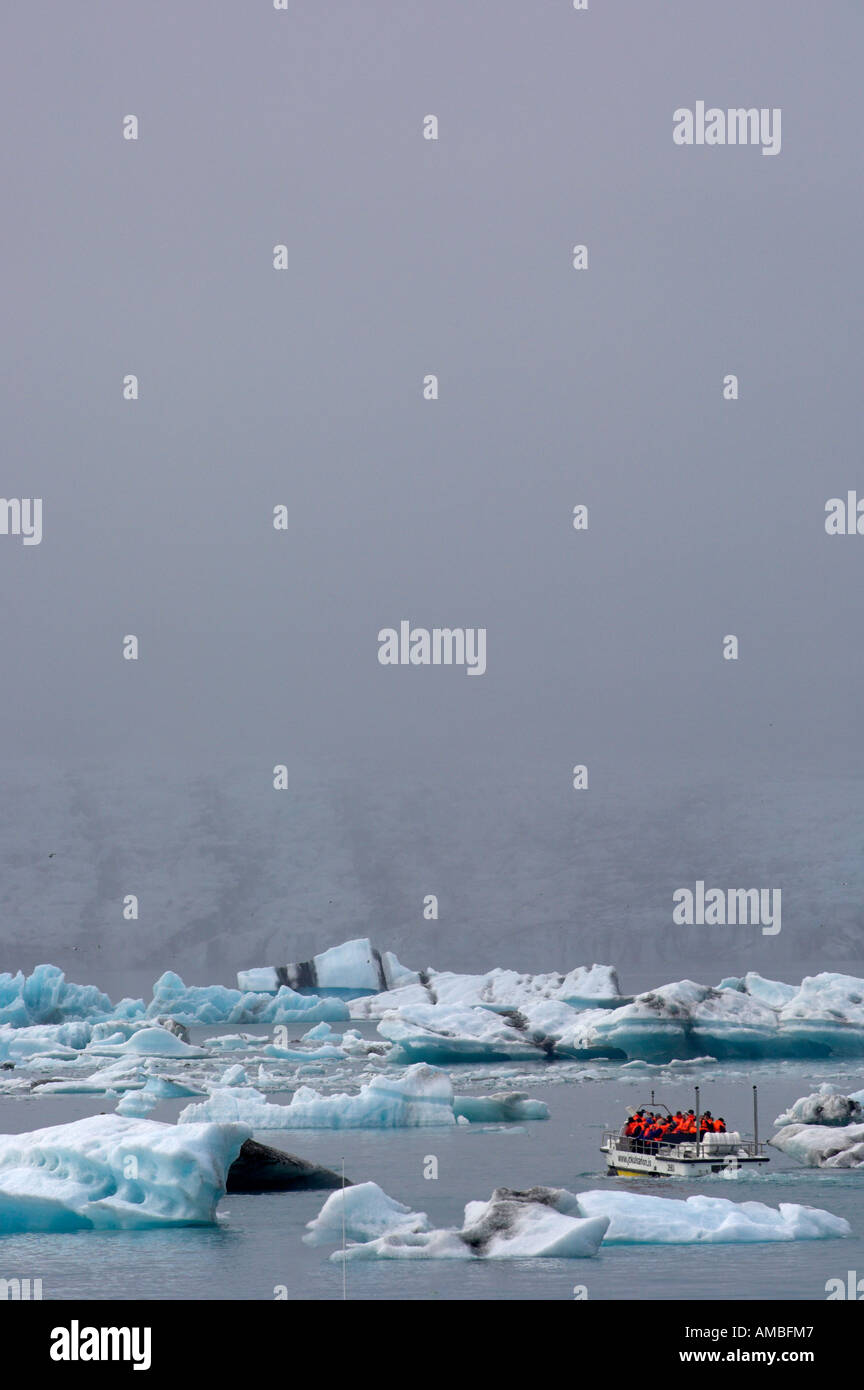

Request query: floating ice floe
[
  {"left": 237, "top": 939, "right": 419, "bottom": 997},
  {"left": 573, "top": 1190, "right": 851, "bottom": 1242},
  {"left": 88, "top": 1026, "right": 210, "bottom": 1059},
  {"left": 177, "top": 1063, "right": 546, "bottom": 1130},
  {"left": 262, "top": 1042, "right": 347, "bottom": 1062},
  {"left": 452, "top": 1093, "right": 549, "bottom": 1122},
  {"left": 770, "top": 1083, "right": 864, "bottom": 1166},
  {"left": 6, "top": 951, "right": 864, "bottom": 1067},
  {"left": 770, "top": 1123, "right": 864, "bottom": 1168},
  {"left": 320, "top": 1186, "right": 608, "bottom": 1260},
  {"left": 0, "top": 965, "right": 141, "bottom": 1028},
  {"left": 178, "top": 1064, "right": 457, "bottom": 1129},
  {"left": 378, "top": 973, "right": 864, "bottom": 1065},
  {"left": 311, "top": 1183, "right": 850, "bottom": 1261},
  {"left": 774, "top": 1083, "right": 864, "bottom": 1128},
  {"left": 0, "top": 1115, "right": 248, "bottom": 1232},
  {"left": 32, "top": 1058, "right": 147, "bottom": 1095},
  {"left": 304, "top": 1182, "right": 430, "bottom": 1246},
  {"left": 378, "top": 1003, "right": 547, "bottom": 1065},
  {"left": 116, "top": 1091, "right": 158, "bottom": 1117},
  {"left": 145, "top": 972, "right": 349, "bottom": 1027},
  {"left": 348, "top": 963, "right": 622, "bottom": 1020}
]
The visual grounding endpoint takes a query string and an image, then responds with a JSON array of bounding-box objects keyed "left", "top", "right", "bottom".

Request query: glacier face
[{"left": 0, "top": 1115, "right": 249, "bottom": 1232}]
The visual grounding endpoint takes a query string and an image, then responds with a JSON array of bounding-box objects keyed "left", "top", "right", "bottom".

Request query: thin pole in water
[
  {"left": 341, "top": 1157, "right": 347, "bottom": 1300},
  {"left": 695, "top": 1085, "right": 701, "bottom": 1156}
]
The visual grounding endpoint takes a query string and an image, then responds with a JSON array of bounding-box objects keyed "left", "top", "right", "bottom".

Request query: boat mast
[
  {"left": 695, "top": 1085, "right": 701, "bottom": 1155},
  {"left": 753, "top": 1084, "right": 759, "bottom": 1149}
]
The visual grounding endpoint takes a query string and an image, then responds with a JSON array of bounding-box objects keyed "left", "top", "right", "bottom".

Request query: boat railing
[{"left": 602, "top": 1130, "right": 767, "bottom": 1159}]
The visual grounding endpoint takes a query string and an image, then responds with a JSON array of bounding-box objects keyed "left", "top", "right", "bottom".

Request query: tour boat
[{"left": 601, "top": 1085, "right": 770, "bottom": 1177}]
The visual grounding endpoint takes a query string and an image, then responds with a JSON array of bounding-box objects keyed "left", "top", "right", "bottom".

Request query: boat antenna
[
  {"left": 695, "top": 1085, "right": 701, "bottom": 1155},
  {"left": 650, "top": 1089, "right": 655, "bottom": 1107},
  {"left": 753, "top": 1085, "right": 759, "bottom": 1149}
]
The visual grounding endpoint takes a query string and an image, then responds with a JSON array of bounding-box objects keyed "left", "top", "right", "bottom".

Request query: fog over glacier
[
  {"left": 2, "top": 2, "right": 862, "bottom": 995},
  {"left": 0, "top": 756, "right": 861, "bottom": 991}
]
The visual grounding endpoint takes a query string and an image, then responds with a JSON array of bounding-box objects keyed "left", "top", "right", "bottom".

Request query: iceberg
[
  {"left": 237, "top": 939, "right": 419, "bottom": 997},
  {"left": 325, "top": 1186, "right": 608, "bottom": 1261},
  {"left": 770, "top": 1122, "right": 864, "bottom": 1168},
  {"left": 453, "top": 1092, "right": 550, "bottom": 1122},
  {"left": 774, "top": 1084, "right": 864, "bottom": 1128},
  {"left": 304, "top": 1182, "right": 430, "bottom": 1246},
  {"left": 178, "top": 1063, "right": 459, "bottom": 1129},
  {"left": 378, "top": 1003, "right": 549, "bottom": 1064},
  {"left": 349, "top": 963, "right": 621, "bottom": 1020},
  {"left": 145, "top": 972, "right": 348, "bottom": 1027},
  {"left": 573, "top": 1190, "right": 851, "bottom": 1243},
  {"left": 0, "top": 1115, "right": 248, "bottom": 1232},
  {"left": 0, "top": 965, "right": 137, "bottom": 1028},
  {"left": 4, "top": 949, "right": 864, "bottom": 1067},
  {"left": 88, "top": 1026, "right": 210, "bottom": 1059},
  {"left": 311, "top": 1183, "right": 849, "bottom": 1263}
]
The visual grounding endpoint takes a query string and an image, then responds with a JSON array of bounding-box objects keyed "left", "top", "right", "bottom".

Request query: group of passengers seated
[{"left": 622, "top": 1109, "right": 727, "bottom": 1146}]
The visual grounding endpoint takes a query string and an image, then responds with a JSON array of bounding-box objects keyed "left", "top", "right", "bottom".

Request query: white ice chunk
[
  {"left": 774, "top": 1084, "right": 864, "bottom": 1128},
  {"left": 0, "top": 1115, "right": 248, "bottom": 1231},
  {"left": 178, "top": 1063, "right": 457, "bottom": 1129},
  {"left": 770, "top": 1122, "right": 864, "bottom": 1168},
  {"left": 304, "top": 1182, "right": 430, "bottom": 1246},
  {"left": 453, "top": 1093, "right": 549, "bottom": 1122},
  {"left": 573, "top": 1190, "right": 851, "bottom": 1242}
]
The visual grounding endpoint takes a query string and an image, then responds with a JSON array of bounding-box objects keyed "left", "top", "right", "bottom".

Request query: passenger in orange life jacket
[{"left": 714, "top": 1117, "right": 727, "bottom": 1133}]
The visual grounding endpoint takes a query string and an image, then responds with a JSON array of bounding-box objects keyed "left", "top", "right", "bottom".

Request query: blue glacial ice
[
  {"left": 362, "top": 970, "right": 864, "bottom": 1065},
  {"left": 177, "top": 1063, "right": 544, "bottom": 1129},
  {"left": 452, "top": 1093, "right": 549, "bottom": 1122},
  {"left": 6, "top": 950, "right": 864, "bottom": 1067},
  {"left": 237, "top": 938, "right": 419, "bottom": 997},
  {"left": 144, "top": 972, "right": 349, "bottom": 1027},
  {"left": 0, "top": 1115, "right": 249, "bottom": 1232}
]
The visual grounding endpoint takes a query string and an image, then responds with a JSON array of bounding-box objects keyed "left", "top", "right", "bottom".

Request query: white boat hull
[{"left": 601, "top": 1139, "right": 769, "bottom": 1178}]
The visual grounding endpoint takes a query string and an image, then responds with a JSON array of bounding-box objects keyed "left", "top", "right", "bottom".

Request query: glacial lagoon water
[{"left": 1, "top": 1041, "right": 862, "bottom": 1301}]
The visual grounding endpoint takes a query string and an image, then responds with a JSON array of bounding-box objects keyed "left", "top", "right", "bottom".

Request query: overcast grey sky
[{"left": 1, "top": 1, "right": 862, "bottom": 990}]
